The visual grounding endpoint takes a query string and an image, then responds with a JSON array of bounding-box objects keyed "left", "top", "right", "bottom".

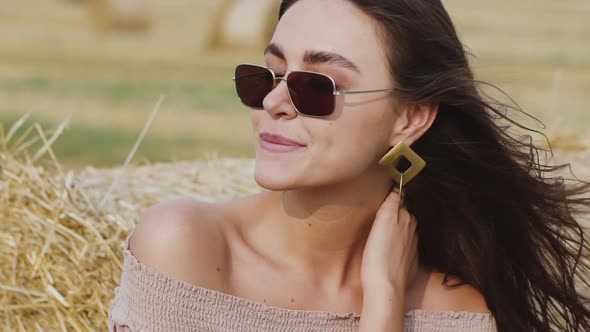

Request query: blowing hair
[{"left": 279, "top": 1, "right": 590, "bottom": 331}]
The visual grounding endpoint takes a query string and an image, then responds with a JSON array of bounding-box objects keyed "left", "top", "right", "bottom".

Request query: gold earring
[{"left": 378, "top": 141, "right": 426, "bottom": 185}]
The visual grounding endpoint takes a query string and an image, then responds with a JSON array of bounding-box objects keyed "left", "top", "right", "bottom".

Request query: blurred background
[{"left": 0, "top": 0, "right": 588, "bottom": 170}]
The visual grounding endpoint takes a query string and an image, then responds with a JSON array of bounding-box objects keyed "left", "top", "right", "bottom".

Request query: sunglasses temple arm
[{"left": 334, "top": 88, "right": 398, "bottom": 95}]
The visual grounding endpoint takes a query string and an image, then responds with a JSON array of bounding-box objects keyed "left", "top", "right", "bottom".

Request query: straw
[{"left": 0, "top": 110, "right": 262, "bottom": 329}]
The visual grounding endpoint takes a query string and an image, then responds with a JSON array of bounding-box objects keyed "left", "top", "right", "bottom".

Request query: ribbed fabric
[{"left": 108, "top": 239, "right": 498, "bottom": 332}]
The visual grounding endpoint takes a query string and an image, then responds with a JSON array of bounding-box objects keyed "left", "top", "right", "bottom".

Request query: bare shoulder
[
  {"left": 409, "top": 269, "right": 491, "bottom": 314},
  {"left": 128, "top": 198, "right": 232, "bottom": 291}
]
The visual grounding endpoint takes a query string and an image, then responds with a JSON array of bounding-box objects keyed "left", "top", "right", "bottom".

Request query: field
[{"left": 0, "top": 0, "right": 589, "bottom": 169}]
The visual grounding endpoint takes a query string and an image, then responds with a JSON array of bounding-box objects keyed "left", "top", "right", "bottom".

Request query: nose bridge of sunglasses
[
  {"left": 274, "top": 76, "right": 288, "bottom": 83},
  {"left": 265, "top": 76, "right": 293, "bottom": 107}
]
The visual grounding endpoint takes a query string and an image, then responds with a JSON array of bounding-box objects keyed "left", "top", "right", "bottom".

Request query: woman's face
[{"left": 251, "top": 0, "right": 400, "bottom": 190}]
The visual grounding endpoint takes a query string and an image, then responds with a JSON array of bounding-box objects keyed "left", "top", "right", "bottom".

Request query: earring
[{"left": 378, "top": 141, "right": 426, "bottom": 186}]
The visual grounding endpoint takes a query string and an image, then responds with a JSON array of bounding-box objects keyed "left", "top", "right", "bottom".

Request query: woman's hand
[
  {"left": 361, "top": 189, "right": 419, "bottom": 294},
  {"left": 357, "top": 189, "right": 419, "bottom": 331}
]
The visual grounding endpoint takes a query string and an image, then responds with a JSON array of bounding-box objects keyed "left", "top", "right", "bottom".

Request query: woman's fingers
[
  {"left": 375, "top": 190, "right": 401, "bottom": 221},
  {"left": 371, "top": 191, "right": 415, "bottom": 246},
  {"left": 376, "top": 190, "right": 412, "bottom": 223}
]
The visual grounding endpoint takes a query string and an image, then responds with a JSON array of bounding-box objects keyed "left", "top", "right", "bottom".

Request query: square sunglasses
[{"left": 233, "top": 63, "right": 399, "bottom": 118}]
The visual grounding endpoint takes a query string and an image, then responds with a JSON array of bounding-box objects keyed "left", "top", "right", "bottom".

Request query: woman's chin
[{"left": 253, "top": 166, "right": 300, "bottom": 191}]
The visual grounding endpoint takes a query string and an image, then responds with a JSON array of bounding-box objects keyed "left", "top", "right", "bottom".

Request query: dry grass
[{"left": 0, "top": 114, "right": 262, "bottom": 330}]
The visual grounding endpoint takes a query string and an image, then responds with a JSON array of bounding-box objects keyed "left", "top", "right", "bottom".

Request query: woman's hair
[{"left": 279, "top": 1, "right": 590, "bottom": 331}]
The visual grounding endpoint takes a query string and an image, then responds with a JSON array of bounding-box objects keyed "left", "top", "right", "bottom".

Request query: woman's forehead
[{"left": 271, "top": 0, "right": 386, "bottom": 72}]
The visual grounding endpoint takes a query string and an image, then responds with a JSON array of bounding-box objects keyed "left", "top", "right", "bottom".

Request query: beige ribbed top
[{"left": 108, "top": 238, "right": 498, "bottom": 331}]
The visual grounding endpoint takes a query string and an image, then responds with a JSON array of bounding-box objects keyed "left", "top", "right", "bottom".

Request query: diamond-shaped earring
[{"left": 378, "top": 141, "right": 426, "bottom": 185}]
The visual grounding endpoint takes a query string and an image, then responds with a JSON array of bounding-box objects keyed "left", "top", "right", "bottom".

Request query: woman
[{"left": 108, "top": 0, "right": 590, "bottom": 331}]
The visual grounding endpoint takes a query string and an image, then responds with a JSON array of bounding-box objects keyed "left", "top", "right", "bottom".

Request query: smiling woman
[{"left": 107, "top": 1, "right": 590, "bottom": 331}]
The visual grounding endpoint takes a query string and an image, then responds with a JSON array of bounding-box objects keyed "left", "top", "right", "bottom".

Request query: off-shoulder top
[{"left": 108, "top": 238, "right": 498, "bottom": 331}]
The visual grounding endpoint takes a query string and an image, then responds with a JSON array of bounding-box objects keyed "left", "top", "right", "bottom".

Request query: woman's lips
[
  {"left": 259, "top": 139, "right": 306, "bottom": 152},
  {"left": 259, "top": 132, "right": 306, "bottom": 153},
  {"left": 260, "top": 132, "right": 305, "bottom": 146}
]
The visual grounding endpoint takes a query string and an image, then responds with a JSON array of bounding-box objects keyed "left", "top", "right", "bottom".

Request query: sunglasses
[{"left": 233, "top": 63, "right": 398, "bottom": 118}]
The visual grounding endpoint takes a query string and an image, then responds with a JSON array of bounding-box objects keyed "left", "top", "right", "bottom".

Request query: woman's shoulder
[
  {"left": 127, "top": 196, "right": 248, "bottom": 292},
  {"left": 408, "top": 268, "right": 491, "bottom": 315}
]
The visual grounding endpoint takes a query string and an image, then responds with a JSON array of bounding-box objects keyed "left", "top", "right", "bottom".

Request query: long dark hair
[{"left": 279, "top": 1, "right": 590, "bottom": 331}]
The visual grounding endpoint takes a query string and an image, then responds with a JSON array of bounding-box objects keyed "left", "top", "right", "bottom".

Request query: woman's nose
[{"left": 262, "top": 78, "right": 298, "bottom": 120}]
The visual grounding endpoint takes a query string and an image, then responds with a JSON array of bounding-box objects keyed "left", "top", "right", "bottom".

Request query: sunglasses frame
[{"left": 233, "top": 63, "right": 399, "bottom": 118}]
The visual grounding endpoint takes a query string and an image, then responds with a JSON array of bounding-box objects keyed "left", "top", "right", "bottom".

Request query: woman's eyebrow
[{"left": 263, "top": 43, "right": 361, "bottom": 74}]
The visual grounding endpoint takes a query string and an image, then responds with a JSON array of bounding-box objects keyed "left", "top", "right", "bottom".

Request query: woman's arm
[{"left": 358, "top": 286, "right": 406, "bottom": 332}]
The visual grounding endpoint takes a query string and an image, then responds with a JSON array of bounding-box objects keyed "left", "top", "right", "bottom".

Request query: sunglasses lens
[
  {"left": 234, "top": 64, "right": 274, "bottom": 108},
  {"left": 288, "top": 71, "right": 335, "bottom": 117}
]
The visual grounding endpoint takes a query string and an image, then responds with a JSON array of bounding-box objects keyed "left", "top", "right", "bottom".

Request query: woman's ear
[{"left": 389, "top": 102, "right": 438, "bottom": 146}]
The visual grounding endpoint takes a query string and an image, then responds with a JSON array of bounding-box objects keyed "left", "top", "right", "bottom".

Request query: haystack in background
[
  {"left": 88, "top": 0, "right": 154, "bottom": 32},
  {"left": 0, "top": 112, "right": 588, "bottom": 330},
  {"left": 207, "top": 0, "right": 279, "bottom": 50}
]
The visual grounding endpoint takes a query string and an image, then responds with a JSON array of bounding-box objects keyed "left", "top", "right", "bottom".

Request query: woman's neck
[{"left": 247, "top": 175, "right": 393, "bottom": 292}]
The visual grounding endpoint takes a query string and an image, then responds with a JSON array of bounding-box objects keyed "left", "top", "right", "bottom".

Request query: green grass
[
  {"left": 0, "top": 113, "right": 254, "bottom": 169},
  {"left": 0, "top": 74, "right": 237, "bottom": 110}
]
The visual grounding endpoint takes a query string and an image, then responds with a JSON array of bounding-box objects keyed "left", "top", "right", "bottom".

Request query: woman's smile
[
  {"left": 259, "top": 139, "right": 307, "bottom": 153},
  {"left": 259, "top": 132, "right": 307, "bottom": 153}
]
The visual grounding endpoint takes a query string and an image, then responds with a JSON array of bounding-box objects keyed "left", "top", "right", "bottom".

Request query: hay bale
[
  {"left": 207, "top": 0, "right": 280, "bottom": 50},
  {"left": 0, "top": 115, "right": 261, "bottom": 329},
  {"left": 0, "top": 113, "right": 587, "bottom": 329},
  {"left": 88, "top": 0, "right": 154, "bottom": 32}
]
